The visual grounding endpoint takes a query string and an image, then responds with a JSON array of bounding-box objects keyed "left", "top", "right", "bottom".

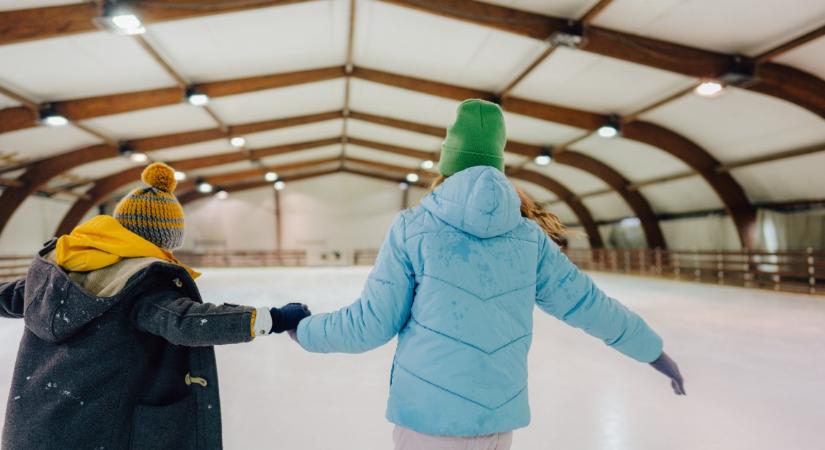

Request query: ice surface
[{"left": 1, "top": 268, "right": 824, "bottom": 450}]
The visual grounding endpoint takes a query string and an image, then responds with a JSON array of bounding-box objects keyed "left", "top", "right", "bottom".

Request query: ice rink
[{"left": 1, "top": 267, "right": 824, "bottom": 450}]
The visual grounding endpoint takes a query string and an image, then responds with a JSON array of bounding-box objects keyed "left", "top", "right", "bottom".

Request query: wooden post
[
  {"left": 274, "top": 187, "right": 283, "bottom": 260},
  {"left": 401, "top": 184, "right": 410, "bottom": 210},
  {"left": 808, "top": 247, "right": 815, "bottom": 295}
]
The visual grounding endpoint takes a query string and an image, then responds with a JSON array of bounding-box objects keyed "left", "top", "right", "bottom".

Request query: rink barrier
[
  {"left": 2, "top": 249, "right": 822, "bottom": 296},
  {"left": 354, "top": 249, "right": 379, "bottom": 266},
  {"left": 176, "top": 250, "right": 307, "bottom": 268},
  {"left": 0, "top": 255, "right": 30, "bottom": 282},
  {"left": 564, "top": 248, "right": 824, "bottom": 296}
]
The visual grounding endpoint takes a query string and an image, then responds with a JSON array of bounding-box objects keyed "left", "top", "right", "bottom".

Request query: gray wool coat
[{"left": 0, "top": 239, "right": 257, "bottom": 450}]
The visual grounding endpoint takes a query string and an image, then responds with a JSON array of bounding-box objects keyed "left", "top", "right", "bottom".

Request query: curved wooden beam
[
  {"left": 554, "top": 151, "right": 665, "bottom": 248},
  {"left": 350, "top": 111, "right": 662, "bottom": 247},
  {"left": 621, "top": 121, "right": 757, "bottom": 247},
  {"left": 54, "top": 137, "right": 342, "bottom": 235},
  {"left": 379, "top": 0, "right": 825, "bottom": 119},
  {"left": 506, "top": 169, "right": 604, "bottom": 248},
  {"left": 5, "top": 67, "right": 755, "bottom": 247},
  {"left": 0, "top": 143, "right": 117, "bottom": 235},
  {"left": 0, "top": 107, "right": 36, "bottom": 133},
  {"left": 0, "top": 66, "right": 344, "bottom": 134},
  {"left": 351, "top": 69, "right": 755, "bottom": 248},
  {"left": 750, "top": 64, "right": 825, "bottom": 120},
  {"left": 0, "top": 1, "right": 315, "bottom": 46},
  {"left": 0, "top": 110, "right": 341, "bottom": 237},
  {"left": 344, "top": 138, "right": 605, "bottom": 247}
]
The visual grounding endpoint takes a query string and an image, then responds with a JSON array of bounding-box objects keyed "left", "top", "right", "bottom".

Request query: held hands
[
  {"left": 650, "top": 351, "right": 686, "bottom": 395},
  {"left": 269, "top": 303, "right": 311, "bottom": 334}
]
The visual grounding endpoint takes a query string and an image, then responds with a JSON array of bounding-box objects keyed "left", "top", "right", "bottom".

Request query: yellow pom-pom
[{"left": 141, "top": 162, "right": 177, "bottom": 193}]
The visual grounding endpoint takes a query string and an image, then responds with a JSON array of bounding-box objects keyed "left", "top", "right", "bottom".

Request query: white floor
[{"left": 1, "top": 268, "right": 824, "bottom": 450}]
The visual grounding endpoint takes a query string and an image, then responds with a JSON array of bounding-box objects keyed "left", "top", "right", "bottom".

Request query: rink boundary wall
[{"left": 3, "top": 249, "right": 822, "bottom": 296}]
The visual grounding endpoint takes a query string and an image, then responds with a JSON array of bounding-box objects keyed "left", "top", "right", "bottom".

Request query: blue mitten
[
  {"left": 650, "top": 352, "right": 686, "bottom": 395},
  {"left": 270, "top": 303, "right": 311, "bottom": 334}
]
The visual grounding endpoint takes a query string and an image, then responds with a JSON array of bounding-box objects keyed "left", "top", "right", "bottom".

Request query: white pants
[{"left": 393, "top": 426, "right": 513, "bottom": 450}]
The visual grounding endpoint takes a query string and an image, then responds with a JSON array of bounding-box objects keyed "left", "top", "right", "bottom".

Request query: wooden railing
[
  {"left": 353, "top": 249, "right": 380, "bottom": 266},
  {"left": 4, "top": 248, "right": 822, "bottom": 296},
  {"left": 565, "top": 248, "right": 824, "bottom": 296},
  {"left": 176, "top": 250, "right": 307, "bottom": 268},
  {"left": 0, "top": 255, "right": 32, "bottom": 282}
]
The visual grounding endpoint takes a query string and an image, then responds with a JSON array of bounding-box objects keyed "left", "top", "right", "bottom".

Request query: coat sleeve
[
  {"left": 534, "top": 231, "right": 663, "bottom": 362},
  {"left": 0, "top": 279, "right": 25, "bottom": 319},
  {"left": 132, "top": 294, "right": 256, "bottom": 347},
  {"left": 297, "top": 213, "right": 415, "bottom": 353}
]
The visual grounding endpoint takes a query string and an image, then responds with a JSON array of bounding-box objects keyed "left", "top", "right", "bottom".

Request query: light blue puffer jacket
[{"left": 296, "top": 166, "right": 663, "bottom": 437}]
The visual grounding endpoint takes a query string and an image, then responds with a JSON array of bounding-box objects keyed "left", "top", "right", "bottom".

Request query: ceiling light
[
  {"left": 406, "top": 173, "right": 420, "bottom": 183},
  {"left": 186, "top": 88, "right": 209, "bottom": 106},
  {"left": 274, "top": 181, "right": 286, "bottom": 191},
  {"left": 117, "top": 142, "right": 146, "bottom": 163},
  {"left": 695, "top": 81, "right": 725, "bottom": 98},
  {"left": 94, "top": 2, "right": 146, "bottom": 35},
  {"left": 399, "top": 182, "right": 409, "bottom": 191},
  {"left": 420, "top": 160, "right": 434, "bottom": 170},
  {"left": 129, "top": 152, "right": 148, "bottom": 163},
  {"left": 38, "top": 105, "right": 68, "bottom": 127},
  {"left": 533, "top": 154, "right": 551, "bottom": 165},
  {"left": 111, "top": 14, "right": 145, "bottom": 34},
  {"left": 197, "top": 181, "right": 213, "bottom": 194},
  {"left": 533, "top": 147, "right": 553, "bottom": 166},
  {"left": 264, "top": 171, "right": 278, "bottom": 182},
  {"left": 174, "top": 171, "right": 186, "bottom": 181},
  {"left": 215, "top": 190, "right": 229, "bottom": 200},
  {"left": 230, "top": 137, "right": 246, "bottom": 148},
  {"left": 597, "top": 115, "right": 621, "bottom": 139}
]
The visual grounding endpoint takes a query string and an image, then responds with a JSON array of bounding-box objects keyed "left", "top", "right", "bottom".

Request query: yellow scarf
[{"left": 56, "top": 215, "right": 200, "bottom": 279}]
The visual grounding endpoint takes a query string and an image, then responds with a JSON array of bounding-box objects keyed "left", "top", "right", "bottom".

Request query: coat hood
[
  {"left": 23, "top": 239, "right": 190, "bottom": 343},
  {"left": 421, "top": 166, "right": 521, "bottom": 238}
]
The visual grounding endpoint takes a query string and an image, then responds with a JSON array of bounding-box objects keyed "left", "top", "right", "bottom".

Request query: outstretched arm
[
  {"left": 0, "top": 279, "right": 25, "bottom": 319},
  {"left": 132, "top": 295, "right": 260, "bottom": 346},
  {"left": 297, "top": 213, "right": 415, "bottom": 353},
  {"left": 534, "top": 230, "right": 663, "bottom": 363}
]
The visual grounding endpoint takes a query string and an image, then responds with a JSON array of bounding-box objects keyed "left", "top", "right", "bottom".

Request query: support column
[
  {"left": 274, "top": 188, "right": 283, "bottom": 252},
  {"left": 401, "top": 185, "right": 410, "bottom": 210}
]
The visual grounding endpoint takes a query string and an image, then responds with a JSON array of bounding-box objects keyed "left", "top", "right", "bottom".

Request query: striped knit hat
[{"left": 114, "top": 162, "right": 184, "bottom": 250}]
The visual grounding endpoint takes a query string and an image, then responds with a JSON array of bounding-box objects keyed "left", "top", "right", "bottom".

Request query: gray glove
[{"left": 650, "top": 352, "right": 686, "bottom": 395}]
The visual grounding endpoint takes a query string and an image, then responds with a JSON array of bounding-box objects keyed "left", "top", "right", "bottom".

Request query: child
[
  {"left": 294, "top": 99, "right": 685, "bottom": 450},
  {"left": 0, "top": 163, "right": 310, "bottom": 450}
]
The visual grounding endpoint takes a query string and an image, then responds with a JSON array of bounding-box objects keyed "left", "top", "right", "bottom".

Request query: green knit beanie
[{"left": 438, "top": 99, "right": 506, "bottom": 176}]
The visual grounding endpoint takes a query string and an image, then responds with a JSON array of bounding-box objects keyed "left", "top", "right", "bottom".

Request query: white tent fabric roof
[{"left": 0, "top": 0, "right": 823, "bottom": 234}]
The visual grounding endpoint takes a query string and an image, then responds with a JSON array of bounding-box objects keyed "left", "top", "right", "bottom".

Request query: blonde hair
[{"left": 429, "top": 175, "right": 566, "bottom": 241}]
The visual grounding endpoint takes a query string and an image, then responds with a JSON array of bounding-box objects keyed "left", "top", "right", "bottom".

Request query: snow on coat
[
  {"left": 297, "top": 166, "right": 663, "bottom": 437},
  {"left": 0, "top": 239, "right": 256, "bottom": 450}
]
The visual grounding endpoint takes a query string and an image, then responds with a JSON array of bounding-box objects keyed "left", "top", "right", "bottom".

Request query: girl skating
[{"left": 295, "top": 99, "right": 684, "bottom": 449}]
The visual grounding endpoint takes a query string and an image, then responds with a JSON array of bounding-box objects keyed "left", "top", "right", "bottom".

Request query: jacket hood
[
  {"left": 24, "top": 239, "right": 191, "bottom": 343},
  {"left": 421, "top": 166, "right": 521, "bottom": 238}
]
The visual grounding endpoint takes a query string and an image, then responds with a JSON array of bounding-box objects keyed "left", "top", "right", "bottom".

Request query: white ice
[{"left": 1, "top": 268, "right": 824, "bottom": 450}]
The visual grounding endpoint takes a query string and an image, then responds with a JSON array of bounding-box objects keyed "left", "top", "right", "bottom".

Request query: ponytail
[{"left": 428, "top": 175, "right": 567, "bottom": 241}]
